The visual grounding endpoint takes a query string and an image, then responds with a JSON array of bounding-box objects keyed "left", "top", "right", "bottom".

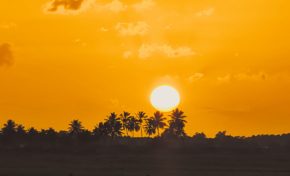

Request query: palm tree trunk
[
  {"left": 141, "top": 128, "right": 143, "bottom": 138},
  {"left": 157, "top": 127, "right": 160, "bottom": 137}
]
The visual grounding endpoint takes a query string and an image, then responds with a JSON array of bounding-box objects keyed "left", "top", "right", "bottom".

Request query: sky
[{"left": 1, "top": 0, "right": 290, "bottom": 137}]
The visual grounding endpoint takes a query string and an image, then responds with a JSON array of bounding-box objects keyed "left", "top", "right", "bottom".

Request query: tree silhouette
[
  {"left": 46, "top": 128, "right": 57, "bottom": 137},
  {"left": 152, "top": 111, "right": 167, "bottom": 137},
  {"left": 215, "top": 131, "right": 227, "bottom": 139},
  {"left": 144, "top": 117, "right": 156, "bottom": 137},
  {"left": 16, "top": 124, "right": 26, "bottom": 137},
  {"left": 68, "top": 120, "right": 84, "bottom": 136},
  {"left": 167, "top": 108, "right": 187, "bottom": 137},
  {"left": 41, "top": 128, "right": 57, "bottom": 142},
  {"left": 136, "top": 111, "right": 148, "bottom": 137},
  {"left": 27, "top": 127, "right": 39, "bottom": 140},
  {"left": 193, "top": 132, "right": 206, "bottom": 141},
  {"left": 119, "top": 111, "right": 131, "bottom": 137},
  {"left": 93, "top": 122, "right": 109, "bottom": 137},
  {"left": 127, "top": 116, "right": 140, "bottom": 137},
  {"left": 104, "top": 112, "right": 123, "bottom": 138},
  {"left": 2, "top": 120, "right": 17, "bottom": 137},
  {"left": 3, "top": 110, "right": 290, "bottom": 153}
]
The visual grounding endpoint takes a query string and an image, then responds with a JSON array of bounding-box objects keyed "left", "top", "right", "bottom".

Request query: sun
[{"left": 150, "top": 85, "right": 180, "bottom": 112}]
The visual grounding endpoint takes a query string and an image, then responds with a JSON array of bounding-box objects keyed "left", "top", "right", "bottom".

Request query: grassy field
[{"left": 1, "top": 148, "right": 290, "bottom": 176}]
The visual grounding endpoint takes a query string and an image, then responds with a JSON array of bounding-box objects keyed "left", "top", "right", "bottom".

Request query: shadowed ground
[{"left": 1, "top": 149, "right": 290, "bottom": 176}]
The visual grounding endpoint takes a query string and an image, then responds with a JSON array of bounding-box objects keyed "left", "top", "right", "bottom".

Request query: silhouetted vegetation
[
  {"left": 2, "top": 108, "right": 290, "bottom": 176},
  {"left": 1, "top": 108, "right": 290, "bottom": 154}
]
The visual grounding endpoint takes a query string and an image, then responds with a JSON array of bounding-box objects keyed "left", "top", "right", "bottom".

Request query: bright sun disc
[{"left": 150, "top": 85, "right": 180, "bottom": 112}]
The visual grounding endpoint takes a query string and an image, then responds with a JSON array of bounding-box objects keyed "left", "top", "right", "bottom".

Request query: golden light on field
[{"left": 150, "top": 85, "right": 180, "bottom": 112}]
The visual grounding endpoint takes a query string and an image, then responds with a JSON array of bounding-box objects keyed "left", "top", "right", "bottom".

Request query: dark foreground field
[{"left": 1, "top": 148, "right": 290, "bottom": 176}]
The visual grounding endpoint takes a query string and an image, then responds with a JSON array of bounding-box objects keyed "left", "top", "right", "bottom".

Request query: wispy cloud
[
  {"left": 132, "top": 0, "right": 155, "bottom": 12},
  {"left": 101, "top": 0, "right": 127, "bottom": 13},
  {"left": 138, "top": 43, "right": 195, "bottom": 59},
  {"left": 123, "top": 50, "right": 133, "bottom": 59},
  {"left": 0, "top": 43, "right": 14, "bottom": 66},
  {"left": 0, "top": 22, "right": 17, "bottom": 30},
  {"left": 217, "top": 72, "right": 268, "bottom": 83},
  {"left": 100, "top": 27, "right": 109, "bottom": 32},
  {"left": 73, "top": 38, "right": 87, "bottom": 47},
  {"left": 196, "top": 7, "right": 215, "bottom": 17},
  {"left": 115, "top": 21, "right": 149, "bottom": 36},
  {"left": 188, "top": 73, "right": 205, "bottom": 83}
]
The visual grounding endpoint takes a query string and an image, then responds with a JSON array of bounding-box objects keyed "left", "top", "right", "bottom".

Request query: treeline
[
  {"left": 1, "top": 108, "right": 290, "bottom": 152},
  {"left": 0, "top": 109, "right": 186, "bottom": 140}
]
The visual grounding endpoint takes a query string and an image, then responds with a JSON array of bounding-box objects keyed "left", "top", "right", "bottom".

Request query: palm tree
[
  {"left": 2, "top": 120, "right": 17, "bottom": 137},
  {"left": 144, "top": 117, "right": 156, "bottom": 137},
  {"left": 127, "top": 116, "right": 140, "bottom": 137},
  {"left": 105, "top": 112, "right": 123, "bottom": 138},
  {"left": 152, "top": 111, "right": 167, "bottom": 137},
  {"left": 93, "top": 122, "right": 109, "bottom": 137},
  {"left": 168, "top": 108, "right": 187, "bottom": 137},
  {"left": 136, "top": 111, "right": 148, "bottom": 137},
  {"left": 119, "top": 111, "right": 131, "bottom": 136},
  {"left": 68, "top": 120, "right": 84, "bottom": 136}
]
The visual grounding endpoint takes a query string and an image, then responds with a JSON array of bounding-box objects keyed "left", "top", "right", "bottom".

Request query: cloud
[
  {"left": 123, "top": 50, "right": 133, "bottom": 59},
  {"left": 115, "top": 21, "right": 149, "bottom": 36},
  {"left": 196, "top": 7, "right": 215, "bottom": 17},
  {"left": 73, "top": 38, "right": 87, "bottom": 47},
  {"left": 101, "top": 0, "right": 127, "bottom": 13},
  {"left": 157, "top": 75, "right": 180, "bottom": 85},
  {"left": 138, "top": 43, "right": 195, "bottom": 59},
  {"left": 132, "top": 0, "right": 155, "bottom": 12},
  {"left": 217, "top": 72, "right": 268, "bottom": 83},
  {"left": 188, "top": 73, "right": 204, "bottom": 83},
  {"left": 0, "top": 22, "right": 17, "bottom": 30},
  {"left": 43, "top": 0, "right": 154, "bottom": 14},
  {"left": 217, "top": 74, "right": 231, "bottom": 83},
  {"left": 0, "top": 43, "right": 13, "bottom": 66},
  {"left": 100, "top": 27, "right": 109, "bottom": 32},
  {"left": 43, "top": 0, "right": 94, "bottom": 14},
  {"left": 235, "top": 72, "right": 268, "bottom": 81}
]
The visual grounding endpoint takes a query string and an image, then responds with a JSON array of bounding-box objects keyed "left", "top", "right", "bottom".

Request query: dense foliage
[{"left": 1, "top": 108, "right": 290, "bottom": 152}]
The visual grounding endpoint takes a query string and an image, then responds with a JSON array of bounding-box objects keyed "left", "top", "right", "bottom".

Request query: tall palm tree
[
  {"left": 68, "top": 120, "right": 84, "bottom": 136},
  {"left": 119, "top": 111, "right": 131, "bottom": 136},
  {"left": 105, "top": 112, "right": 122, "bottom": 138},
  {"left": 136, "top": 111, "right": 148, "bottom": 137},
  {"left": 127, "top": 116, "right": 140, "bottom": 137},
  {"left": 144, "top": 117, "right": 156, "bottom": 137},
  {"left": 152, "top": 111, "right": 167, "bottom": 137},
  {"left": 93, "top": 122, "right": 109, "bottom": 137},
  {"left": 168, "top": 108, "right": 187, "bottom": 137}
]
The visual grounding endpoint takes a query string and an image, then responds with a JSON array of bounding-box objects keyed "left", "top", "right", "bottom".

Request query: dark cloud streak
[
  {"left": 46, "top": 0, "right": 84, "bottom": 12},
  {"left": 0, "top": 43, "right": 13, "bottom": 66}
]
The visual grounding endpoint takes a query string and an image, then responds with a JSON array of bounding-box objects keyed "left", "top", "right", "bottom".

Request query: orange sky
[{"left": 1, "top": 0, "right": 290, "bottom": 137}]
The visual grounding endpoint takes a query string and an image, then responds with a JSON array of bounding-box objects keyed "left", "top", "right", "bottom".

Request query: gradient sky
[{"left": 1, "top": 0, "right": 290, "bottom": 136}]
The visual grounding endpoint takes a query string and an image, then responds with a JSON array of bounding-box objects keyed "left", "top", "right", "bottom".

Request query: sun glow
[{"left": 150, "top": 85, "right": 180, "bottom": 112}]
